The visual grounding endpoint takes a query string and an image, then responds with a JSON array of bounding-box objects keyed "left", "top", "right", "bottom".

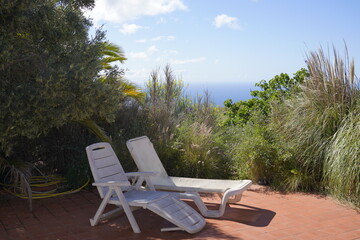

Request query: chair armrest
[
  {"left": 125, "top": 172, "right": 158, "bottom": 177},
  {"left": 92, "top": 181, "right": 131, "bottom": 187},
  {"left": 125, "top": 172, "right": 157, "bottom": 191}
]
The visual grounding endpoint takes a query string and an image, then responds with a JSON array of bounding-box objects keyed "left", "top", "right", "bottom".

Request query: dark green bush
[
  {"left": 223, "top": 69, "right": 308, "bottom": 126},
  {"left": 8, "top": 123, "right": 96, "bottom": 189}
]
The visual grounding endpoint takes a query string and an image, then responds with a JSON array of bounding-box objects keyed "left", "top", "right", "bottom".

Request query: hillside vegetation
[{"left": 1, "top": 0, "right": 358, "bottom": 209}]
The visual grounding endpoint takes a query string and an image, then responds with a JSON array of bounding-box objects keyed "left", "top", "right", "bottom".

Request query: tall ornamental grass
[
  {"left": 145, "top": 64, "right": 188, "bottom": 142},
  {"left": 272, "top": 46, "right": 358, "bottom": 192},
  {"left": 171, "top": 89, "right": 232, "bottom": 179},
  {"left": 325, "top": 111, "right": 360, "bottom": 207}
]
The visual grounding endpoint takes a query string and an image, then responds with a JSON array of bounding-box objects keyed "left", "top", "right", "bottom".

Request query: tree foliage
[
  {"left": 223, "top": 68, "right": 309, "bottom": 126},
  {"left": 0, "top": 0, "right": 123, "bottom": 154}
]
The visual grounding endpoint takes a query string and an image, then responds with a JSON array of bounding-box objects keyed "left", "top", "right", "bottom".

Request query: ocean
[{"left": 184, "top": 82, "right": 258, "bottom": 106}]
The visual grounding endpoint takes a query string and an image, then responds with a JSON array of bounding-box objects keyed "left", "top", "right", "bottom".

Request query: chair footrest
[{"left": 147, "top": 195, "right": 206, "bottom": 234}]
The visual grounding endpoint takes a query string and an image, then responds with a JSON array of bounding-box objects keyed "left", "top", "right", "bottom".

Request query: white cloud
[
  {"left": 213, "top": 14, "right": 242, "bottom": 30},
  {"left": 171, "top": 57, "right": 206, "bottom": 65},
  {"left": 151, "top": 35, "right": 176, "bottom": 41},
  {"left": 127, "top": 68, "right": 151, "bottom": 79},
  {"left": 87, "top": 0, "right": 187, "bottom": 24},
  {"left": 151, "top": 36, "right": 162, "bottom": 41},
  {"left": 136, "top": 39, "right": 147, "bottom": 43},
  {"left": 129, "top": 52, "right": 148, "bottom": 59},
  {"left": 129, "top": 45, "right": 158, "bottom": 59},
  {"left": 147, "top": 45, "right": 158, "bottom": 55},
  {"left": 167, "top": 50, "right": 179, "bottom": 54},
  {"left": 155, "top": 49, "right": 179, "bottom": 62},
  {"left": 119, "top": 23, "right": 143, "bottom": 35},
  {"left": 157, "top": 17, "right": 167, "bottom": 24}
]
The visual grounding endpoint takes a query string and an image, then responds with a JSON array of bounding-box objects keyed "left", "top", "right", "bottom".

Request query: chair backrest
[
  {"left": 126, "top": 136, "right": 168, "bottom": 178},
  {"left": 86, "top": 142, "right": 129, "bottom": 198}
]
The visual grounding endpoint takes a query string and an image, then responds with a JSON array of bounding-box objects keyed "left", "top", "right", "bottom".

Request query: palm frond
[
  {"left": 101, "top": 42, "right": 127, "bottom": 66},
  {"left": 0, "top": 157, "right": 34, "bottom": 210}
]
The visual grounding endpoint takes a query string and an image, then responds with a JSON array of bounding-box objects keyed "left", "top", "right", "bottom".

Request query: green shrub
[
  {"left": 173, "top": 120, "right": 230, "bottom": 179},
  {"left": 223, "top": 69, "right": 308, "bottom": 126},
  {"left": 223, "top": 105, "right": 288, "bottom": 184},
  {"left": 221, "top": 126, "right": 252, "bottom": 179}
]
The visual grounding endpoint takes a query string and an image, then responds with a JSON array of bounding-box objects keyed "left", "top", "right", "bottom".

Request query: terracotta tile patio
[{"left": 0, "top": 185, "right": 359, "bottom": 240}]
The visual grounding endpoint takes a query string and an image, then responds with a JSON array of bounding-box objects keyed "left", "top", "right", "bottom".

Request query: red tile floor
[{"left": 0, "top": 185, "right": 359, "bottom": 240}]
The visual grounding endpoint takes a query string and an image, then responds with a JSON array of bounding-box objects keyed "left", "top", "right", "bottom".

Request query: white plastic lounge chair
[
  {"left": 86, "top": 142, "right": 206, "bottom": 234},
  {"left": 126, "top": 136, "right": 252, "bottom": 218}
]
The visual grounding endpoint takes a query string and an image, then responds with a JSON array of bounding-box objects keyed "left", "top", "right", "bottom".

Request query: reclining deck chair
[
  {"left": 86, "top": 142, "right": 206, "bottom": 234},
  {"left": 126, "top": 136, "right": 252, "bottom": 218}
]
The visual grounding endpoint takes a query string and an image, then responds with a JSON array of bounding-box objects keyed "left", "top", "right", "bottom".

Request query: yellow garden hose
[{"left": 0, "top": 175, "right": 90, "bottom": 199}]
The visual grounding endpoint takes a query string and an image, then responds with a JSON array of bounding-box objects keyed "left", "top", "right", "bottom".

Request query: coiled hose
[{"left": 0, "top": 175, "right": 90, "bottom": 199}]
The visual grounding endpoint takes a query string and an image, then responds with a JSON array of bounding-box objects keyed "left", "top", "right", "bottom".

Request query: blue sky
[{"left": 86, "top": 0, "right": 360, "bottom": 103}]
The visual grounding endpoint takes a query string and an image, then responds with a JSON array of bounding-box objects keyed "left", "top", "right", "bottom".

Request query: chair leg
[
  {"left": 179, "top": 192, "right": 226, "bottom": 218},
  {"left": 98, "top": 207, "right": 124, "bottom": 222},
  {"left": 90, "top": 189, "right": 114, "bottom": 226},
  {"left": 178, "top": 192, "right": 218, "bottom": 217},
  {"left": 217, "top": 192, "right": 242, "bottom": 203},
  {"left": 227, "top": 193, "right": 242, "bottom": 203},
  {"left": 114, "top": 187, "right": 141, "bottom": 233}
]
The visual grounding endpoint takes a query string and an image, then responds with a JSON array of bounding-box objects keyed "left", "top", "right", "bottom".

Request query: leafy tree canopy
[
  {"left": 223, "top": 68, "right": 309, "bottom": 126},
  {"left": 0, "top": 0, "right": 123, "bottom": 154}
]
